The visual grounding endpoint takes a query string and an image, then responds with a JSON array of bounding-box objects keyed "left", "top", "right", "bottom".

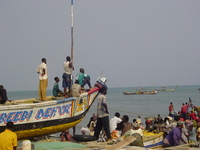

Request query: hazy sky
[{"left": 0, "top": 0, "right": 200, "bottom": 91}]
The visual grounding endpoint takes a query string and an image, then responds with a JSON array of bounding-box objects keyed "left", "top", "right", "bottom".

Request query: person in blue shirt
[
  {"left": 53, "top": 77, "right": 63, "bottom": 97},
  {"left": 163, "top": 121, "right": 186, "bottom": 147}
]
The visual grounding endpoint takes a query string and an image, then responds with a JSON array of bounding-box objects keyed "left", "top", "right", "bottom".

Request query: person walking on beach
[
  {"left": 94, "top": 87, "right": 111, "bottom": 141},
  {"left": 0, "top": 121, "right": 18, "bottom": 150},
  {"left": 62, "top": 56, "right": 74, "bottom": 97},
  {"left": 36, "top": 58, "right": 48, "bottom": 101}
]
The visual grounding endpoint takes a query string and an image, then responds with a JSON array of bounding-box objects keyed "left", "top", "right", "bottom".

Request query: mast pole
[{"left": 71, "top": 0, "right": 74, "bottom": 64}]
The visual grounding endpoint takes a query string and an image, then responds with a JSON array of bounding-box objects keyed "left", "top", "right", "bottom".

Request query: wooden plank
[{"left": 106, "top": 136, "right": 136, "bottom": 150}]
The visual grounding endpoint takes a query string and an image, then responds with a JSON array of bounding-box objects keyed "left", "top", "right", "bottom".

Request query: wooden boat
[
  {"left": 82, "top": 131, "right": 164, "bottom": 149},
  {"left": 143, "top": 131, "right": 164, "bottom": 148},
  {"left": 0, "top": 77, "right": 107, "bottom": 140},
  {"left": 164, "top": 88, "right": 175, "bottom": 91},
  {"left": 122, "top": 90, "right": 157, "bottom": 95},
  {"left": 155, "top": 88, "right": 175, "bottom": 91}
]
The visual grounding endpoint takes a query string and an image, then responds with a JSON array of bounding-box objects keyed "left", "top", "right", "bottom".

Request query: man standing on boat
[
  {"left": 36, "top": 58, "right": 48, "bottom": 101},
  {"left": 62, "top": 56, "right": 74, "bottom": 97},
  {"left": 94, "top": 86, "right": 111, "bottom": 141}
]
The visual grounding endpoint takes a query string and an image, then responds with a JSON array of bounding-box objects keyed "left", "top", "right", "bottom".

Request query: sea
[{"left": 7, "top": 85, "right": 200, "bottom": 135}]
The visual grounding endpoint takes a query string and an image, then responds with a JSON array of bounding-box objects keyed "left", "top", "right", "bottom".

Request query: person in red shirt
[
  {"left": 182, "top": 103, "right": 189, "bottom": 120},
  {"left": 181, "top": 103, "right": 184, "bottom": 113},
  {"left": 190, "top": 111, "right": 198, "bottom": 120},
  {"left": 169, "top": 102, "right": 174, "bottom": 117}
]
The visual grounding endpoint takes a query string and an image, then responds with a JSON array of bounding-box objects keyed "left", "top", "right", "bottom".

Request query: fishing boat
[
  {"left": 143, "top": 131, "right": 164, "bottom": 148},
  {"left": 79, "top": 131, "right": 164, "bottom": 149},
  {"left": 164, "top": 88, "right": 175, "bottom": 91},
  {"left": 122, "top": 90, "right": 157, "bottom": 95},
  {"left": 0, "top": 0, "right": 108, "bottom": 140},
  {"left": 155, "top": 87, "right": 175, "bottom": 91},
  {"left": 0, "top": 77, "right": 107, "bottom": 140}
]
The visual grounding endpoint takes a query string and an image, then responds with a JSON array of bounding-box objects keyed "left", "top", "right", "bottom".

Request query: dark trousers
[
  {"left": 182, "top": 112, "right": 186, "bottom": 120},
  {"left": 81, "top": 77, "right": 91, "bottom": 88},
  {"left": 94, "top": 116, "right": 111, "bottom": 139}
]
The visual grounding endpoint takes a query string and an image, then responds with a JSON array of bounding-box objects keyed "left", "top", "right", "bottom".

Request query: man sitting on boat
[
  {"left": 71, "top": 80, "right": 82, "bottom": 97},
  {"left": 0, "top": 85, "right": 9, "bottom": 104},
  {"left": 52, "top": 77, "right": 64, "bottom": 97},
  {"left": 76, "top": 68, "right": 92, "bottom": 90}
]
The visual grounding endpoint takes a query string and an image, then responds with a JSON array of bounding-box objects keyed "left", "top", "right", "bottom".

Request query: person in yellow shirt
[{"left": 0, "top": 121, "right": 17, "bottom": 150}]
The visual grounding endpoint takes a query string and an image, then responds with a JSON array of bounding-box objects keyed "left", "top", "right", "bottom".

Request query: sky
[{"left": 0, "top": 0, "right": 200, "bottom": 91}]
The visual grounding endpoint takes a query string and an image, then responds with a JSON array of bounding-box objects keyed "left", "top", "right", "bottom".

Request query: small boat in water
[
  {"left": 155, "top": 87, "right": 175, "bottom": 91},
  {"left": 0, "top": 77, "right": 107, "bottom": 140},
  {"left": 122, "top": 90, "right": 157, "bottom": 95}
]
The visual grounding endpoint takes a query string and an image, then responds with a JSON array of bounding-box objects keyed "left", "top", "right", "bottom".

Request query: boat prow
[{"left": 122, "top": 90, "right": 157, "bottom": 95}]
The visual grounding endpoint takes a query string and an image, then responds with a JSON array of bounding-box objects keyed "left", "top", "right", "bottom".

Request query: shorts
[{"left": 62, "top": 73, "right": 71, "bottom": 89}]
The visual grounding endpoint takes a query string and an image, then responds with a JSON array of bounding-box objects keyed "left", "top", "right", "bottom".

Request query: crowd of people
[{"left": 60, "top": 97, "right": 200, "bottom": 148}]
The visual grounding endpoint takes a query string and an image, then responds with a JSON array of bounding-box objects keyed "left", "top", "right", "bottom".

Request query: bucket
[{"left": 22, "top": 140, "right": 31, "bottom": 150}]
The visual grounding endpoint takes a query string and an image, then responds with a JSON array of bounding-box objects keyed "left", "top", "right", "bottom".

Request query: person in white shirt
[
  {"left": 110, "top": 112, "right": 122, "bottom": 133},
  {"left": 136, "top": 116, "right": 141, "bottom": 124},
  {"left": 36, "top": 58, "right": 48, "bottom": 101},
  {"left": 62, "top": 56, "right": 74, "bottom": 97}
]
